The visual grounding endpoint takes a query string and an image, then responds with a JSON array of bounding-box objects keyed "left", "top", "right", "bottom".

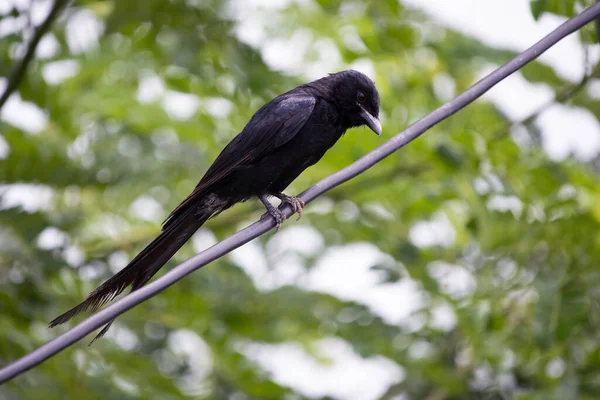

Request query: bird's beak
[{"left": 359, "top": 105, "right": 382, "bottom": 136}]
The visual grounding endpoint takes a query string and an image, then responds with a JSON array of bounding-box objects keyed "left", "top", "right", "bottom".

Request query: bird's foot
[
  {"left": 259, "top": 195, "right": 287, "bottom": 231},
  {"left": 273, "top": 193, "right": 305, "bottom": 220},
  {"left": 269, "top": 209, "right": 286, "bottom": 231}
]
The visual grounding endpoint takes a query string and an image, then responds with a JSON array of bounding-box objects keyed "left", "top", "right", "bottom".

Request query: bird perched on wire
[{"left": 49, "top": 69, "right": 382, "bottom": 342}]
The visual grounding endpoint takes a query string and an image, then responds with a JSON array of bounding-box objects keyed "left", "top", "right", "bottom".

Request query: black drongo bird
[{"left": 49, "top": 69, "right": 381, "bottom": 342}]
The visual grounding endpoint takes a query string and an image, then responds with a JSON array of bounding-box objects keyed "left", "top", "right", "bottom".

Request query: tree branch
[
  {"left": 492, "top": 61, "right": 600, "bottom": 142},
  {"left": 0, "top": 0, "right": 69, "bottom": 111},
  {"left": 1, "top": 1, "right": 600, "bottom": 383}
]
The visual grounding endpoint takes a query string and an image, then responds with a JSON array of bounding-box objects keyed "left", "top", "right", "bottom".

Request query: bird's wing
[{"left": 163, "top": 93, "right": 316, "bottom": 227}]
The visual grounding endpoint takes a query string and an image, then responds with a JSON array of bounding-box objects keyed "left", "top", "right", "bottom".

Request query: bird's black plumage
[{"left": 49, "top": 69, "right": 382, "bottom": 342}]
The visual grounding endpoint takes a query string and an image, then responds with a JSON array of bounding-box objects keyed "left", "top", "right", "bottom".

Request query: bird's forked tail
[{"left": 49, "top": 204, "right": 215, "bottom": 343}]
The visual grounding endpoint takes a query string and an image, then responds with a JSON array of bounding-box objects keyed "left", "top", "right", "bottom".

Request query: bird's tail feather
[{"left": 49, "top": 204, "right": 214, "bottom": 342}]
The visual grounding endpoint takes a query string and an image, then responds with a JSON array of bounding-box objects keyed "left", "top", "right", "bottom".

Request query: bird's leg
[
  {"left": 271, "top": 192, "right": 305, "bottom": 220},
  {"left": 259, "top": 195, "right": 286, "bottom": 231}
]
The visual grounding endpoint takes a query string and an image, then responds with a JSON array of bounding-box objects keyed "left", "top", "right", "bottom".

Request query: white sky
[{"left": 403, "top": 0, "right": 597, "bottom": 82}]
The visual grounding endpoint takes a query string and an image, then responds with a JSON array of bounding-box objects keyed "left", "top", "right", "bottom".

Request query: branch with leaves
[
  {"left": 492, "top": 61, "right": 600, "bottom": 142},
  {"left": 0, "top": 0, "right": 69, "bottom": 111}
]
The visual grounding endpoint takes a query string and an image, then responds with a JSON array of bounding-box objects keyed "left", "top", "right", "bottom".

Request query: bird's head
[{"left": 325, "top": 70, "right": 382, "bottom": 136}]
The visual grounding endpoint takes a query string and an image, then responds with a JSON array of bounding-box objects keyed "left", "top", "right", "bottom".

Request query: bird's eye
[{"left": 356, "top": 91, "right": 366, "bottom": 103}]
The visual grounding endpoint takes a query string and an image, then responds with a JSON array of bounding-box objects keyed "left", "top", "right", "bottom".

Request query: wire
[{"left": 1, "top": 1, "right": 600, "bottom": 384}]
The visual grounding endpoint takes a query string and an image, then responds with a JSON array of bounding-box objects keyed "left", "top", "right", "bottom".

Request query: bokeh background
[{"left": 2, "top": 0, "right": 600, "bottom": 399}]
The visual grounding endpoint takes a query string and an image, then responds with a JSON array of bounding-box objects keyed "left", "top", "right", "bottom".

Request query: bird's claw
[
  {"left": 278, "top": 195, "right": 305, "bottom": 220},
  {"left": 260, "top": 193, "right": 304, "bottom": 231},
  {"left": 260, "top": 195, "right": 288, "bottom": 232},
  {"left": 269, "top": 208, "right": 286, "bottom": 231}
]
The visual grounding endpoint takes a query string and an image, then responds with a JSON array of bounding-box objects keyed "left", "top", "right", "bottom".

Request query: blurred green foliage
[{"left": 2, "top": 0, "right": 600, "bottom": 399}]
